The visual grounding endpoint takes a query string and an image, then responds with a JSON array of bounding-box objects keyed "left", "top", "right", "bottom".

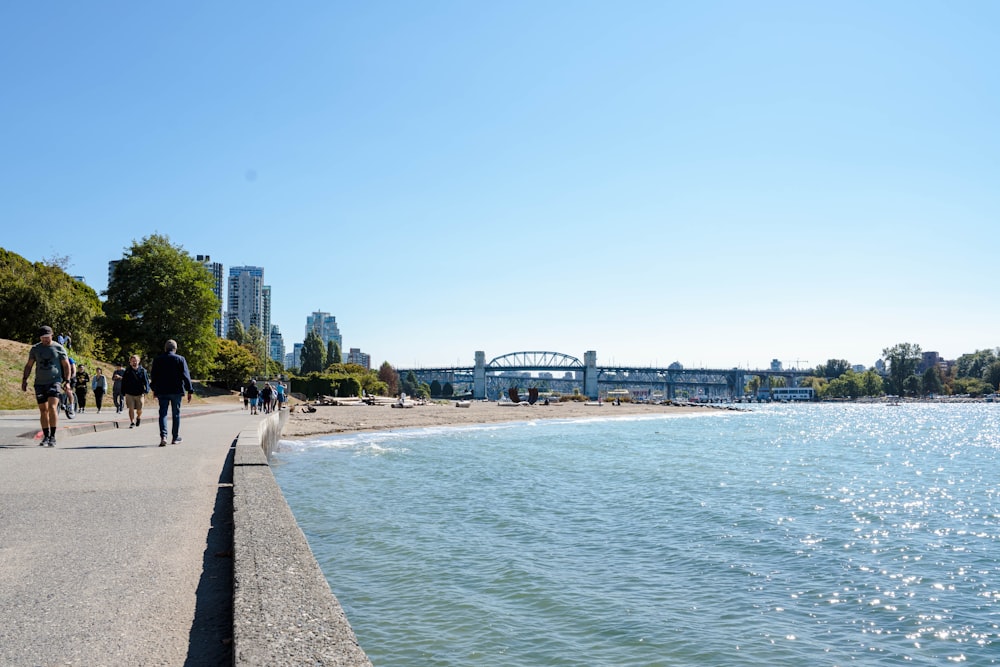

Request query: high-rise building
[
  {"left": 285, "top": 343, "right": 304, "bottom": 371},
  {"left": 919, "top": 351, "right": 942, "bottom": 374},
  {"left": 196, "top": 255, "right": 224, "bottom": 337},
  {"left": 346, "top": 347, "right": 371, "bottom": 370},
  {"left": 305, "top": 311, "right": 342, "bottom": 349},
  {"left": 269, "top": 325, "right": 285, "bottom": 364},
  {"left": 227, "top": 266, "right": 269, "bottom": 336}
]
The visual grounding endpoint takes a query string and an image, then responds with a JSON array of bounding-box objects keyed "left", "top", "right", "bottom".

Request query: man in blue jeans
[{"left": 150, "top": 339, "right": 194, "bottom": 447}]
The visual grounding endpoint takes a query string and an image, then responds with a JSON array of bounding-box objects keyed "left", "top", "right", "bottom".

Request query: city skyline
[{"left": 3, "top": 3, "right": 998, "bottom": 369}]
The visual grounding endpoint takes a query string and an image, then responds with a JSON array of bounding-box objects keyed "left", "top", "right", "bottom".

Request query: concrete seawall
[{"left": 232, "top": 410, "right": 373, "bottom": 666}]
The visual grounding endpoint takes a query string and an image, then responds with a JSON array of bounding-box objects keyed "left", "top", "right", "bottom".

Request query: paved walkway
[{"left": 0, "top": 403, "right": 263, "bottom": 666}]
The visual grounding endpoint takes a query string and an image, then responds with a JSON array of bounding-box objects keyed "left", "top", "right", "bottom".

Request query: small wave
[
  {"left": 278, "top": 412, "right": 727, "bottom": 454},
  {"left": 275, "top": 435, "right": 410, "bottom": 456}
]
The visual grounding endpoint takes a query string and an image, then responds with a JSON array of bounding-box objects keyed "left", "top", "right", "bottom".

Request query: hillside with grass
[{"left": 0, "top": 338, "right": 235, "bottom": 410}]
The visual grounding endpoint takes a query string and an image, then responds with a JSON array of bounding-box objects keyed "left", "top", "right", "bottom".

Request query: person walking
[
  {"left": 244, "top": 379, "right": 260, "bottom": 415},
  {"left": 74, "top": 364, "right": 90, "bottom": 413},
  {"left": 62, "top": 356, "right": 77, "bottom": 418},
  {"left": 150, "top": 339, "right": 193, "bottom": 447},
  {"left": 111, "top": 363, "right": 125, "bottom": 413},
  {"left": 91, "top": 367, "right": 108, "bottom": 413},
  {"left": 21, "top": 326, "right": 71, "bottom": 446},
  {"left": 260, "top": 382, "right": 273, "bottom": 414},
  {"left": 122, "top": 354, "right": 150, "bottom": 428}
]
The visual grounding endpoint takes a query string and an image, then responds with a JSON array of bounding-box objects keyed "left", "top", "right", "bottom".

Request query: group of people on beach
[
  {"left": 241, "top": 379, "right": 286, "bottom": 415},
  {"left": 22, "top": 326, "right": 194, "bottom": 447}
]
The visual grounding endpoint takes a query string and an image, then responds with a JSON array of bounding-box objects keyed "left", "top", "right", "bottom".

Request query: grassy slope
[
  {"left": 0, "top": 339, "right": 36, "bottom": 410},
  {"left": 0, "top": 338, "right": 235, "bottom": 410}
]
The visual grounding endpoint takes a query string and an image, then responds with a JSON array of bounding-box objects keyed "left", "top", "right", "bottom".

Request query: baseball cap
[{"left": 38, "top": 326, "right": 53, "bottom": 337}]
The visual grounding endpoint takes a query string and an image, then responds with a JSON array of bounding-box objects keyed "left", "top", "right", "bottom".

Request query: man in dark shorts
[{"left": 21, "top": 325, "right": 72, "bottom": 446}]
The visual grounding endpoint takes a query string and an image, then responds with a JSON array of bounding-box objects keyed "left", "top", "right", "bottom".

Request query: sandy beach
[{"left": 280, "top": 398, "right": 734, "bottom": 439}]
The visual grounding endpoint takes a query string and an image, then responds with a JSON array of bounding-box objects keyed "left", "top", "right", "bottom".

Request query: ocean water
[{"left": 272, "top": 403, "right": 1000, "bottom": 666}]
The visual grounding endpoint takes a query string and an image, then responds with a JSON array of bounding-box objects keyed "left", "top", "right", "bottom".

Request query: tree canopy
[
  {"left": 956, "top": 349, "right": 999, "bottom": 381},
  {"left": 227, "top": 319, "right": 247, "bottom": 345},
  {"left": 326, "top": 340, "right": 342, "bottom": 365},
  {"left": 881, "top": 342, "right": 921, "bottom": 396},
  {"left": 984, "top": 361, "right": 1000, "bottom": 391},
  {"left": 378, "top": 361, "right": 399, "bottom": 396},
  {"left": 400, "top": 371, "right": 420, "bottom": 396},
  {"left": 299, "top": 330, "right": 326, "bottom": 374},
  {"left": 212, "top": 338, "right": 259, "bottom": 389},
  {"left": 0, "top": 248, "right": 103, "bottom": 354},
  {"left": 102, "top": 235, "right": 219, "bottom": 375},
  {"left": 813, "top": 359, "right": 852, "bottom": 379},
  {"left": 921, "top": 366, "right": 945, "bottom": 396}
]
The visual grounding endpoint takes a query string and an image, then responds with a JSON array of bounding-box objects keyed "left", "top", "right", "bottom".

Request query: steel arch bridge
[
  {"left": 398, "top": 350, "right": 812, "bottom": 401},
  {"left": 487, "top": 351, "right": 583, "bottom": 371}
]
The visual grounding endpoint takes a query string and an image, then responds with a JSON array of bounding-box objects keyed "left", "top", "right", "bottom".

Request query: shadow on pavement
[{"left": 184, "top": 440, "right": 236, "bottom": 666}]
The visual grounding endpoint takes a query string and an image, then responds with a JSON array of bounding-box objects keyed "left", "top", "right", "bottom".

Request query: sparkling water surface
[{"left": 272, "top": 404, "right": 1000, "bottom": 666}]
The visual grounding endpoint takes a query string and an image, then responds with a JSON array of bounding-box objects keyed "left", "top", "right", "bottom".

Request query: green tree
[
  {"left": 212, "top": 338, "right": 259, "bottom": 389},
  {"left": 358, "top": 373, "right": 388, "bottom": 397},
  {"left": 102, "top": 235, "right": 219, "bottom": 375},
  {"left": 814, "top": 359, "right": 851, "bottom": 379},
  {"left": 0, "top": 248, "right": 103, "bottom": 354},
  {"left": 326, "top": 340, "right": 342, "bottom": 365},
  {"left": 244, "top": 324, "right": 268, "bottom": 375},
  {"left": 860, "top": 370, "right": 883, "bottom": 397},
  {"left": 430, "top": 379, "right": 442, "bottom": 397},
  {"left": 228, "top": 319, "right": 247, "bottom": 345},
  {"left": 983, "top": 360, "right": 1000, "bottom": 391},
  {"left": 843, "top": 370, "right": 861, "bottom": 398},
  {"left": 826, "top": 376, "right": 848, "bottom": 398},
  {"left": 401, "top": 370, "right": 420, "bottom": 397},
  {"left": 299, "top": 330, "right": 326, "bottom": 374},
  {"left": 902, "top": 374, "right": 922, "bottom": 397},
  {"left": 922, "top": 366, "right": 944, "bottom": 397},
  {"left": 882, "top": 343, "right": 921, "bottom": 396},
  {"left": 953, "top": 377, "right": 993, "bottom": 397},
  {"left": 442, "top": 382, "right": 454, "bottom": 397},
  {"left": 378, "top": 361, "right": 399, "bottom": 396},
  {"left": 955, "top": 349, "right": 998, "bottom": 380},
  {"left": 317, "top": 362, "right": 386, "bottom": 397}
]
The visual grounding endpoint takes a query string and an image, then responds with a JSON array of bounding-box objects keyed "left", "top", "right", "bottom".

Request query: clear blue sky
[{"left": 3, "top": 2, "right": 997, "bottom": 370}]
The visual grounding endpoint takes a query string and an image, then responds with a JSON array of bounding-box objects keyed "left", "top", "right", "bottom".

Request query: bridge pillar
[
  {"left": 474, "top": 351, "right": 486, "bottom": 400},
  {"left": 730, "top": 370, "right": 745, "bottom": 399},
  {"left": 583, "top": 350, "right": 598, "bottom": 399}
]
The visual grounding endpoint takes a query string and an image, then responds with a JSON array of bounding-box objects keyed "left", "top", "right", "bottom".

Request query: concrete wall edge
[{"left": 232, "top": 409, "right": 373, "bottom": 666}]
